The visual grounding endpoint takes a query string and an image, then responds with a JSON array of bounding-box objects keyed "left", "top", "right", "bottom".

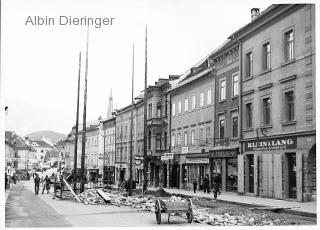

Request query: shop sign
[
  {"left": 11, "top": 157, "right": 21, "bottom": 162},
  {"left": 135, "top": 159, "right": 143, "bottom": 165},
  {"left": 186, "top": 157, "right": 209, "bottom": 164},
  {"left": 244, "top": 136, "right": 297, "bottom": 151},
  {"left": 181, "top": 147, "right": 189, "bottom": 154},
  {"left": 209, "top": 149, "right": 237, "bottom": 158},
  {"left": 161, "top": 153, "right": 174, "bottom": 161}
]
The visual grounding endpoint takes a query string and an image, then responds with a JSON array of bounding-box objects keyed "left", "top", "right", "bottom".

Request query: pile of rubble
[{"left": 78, "top": 189, "right": 106, "bottom": 205}]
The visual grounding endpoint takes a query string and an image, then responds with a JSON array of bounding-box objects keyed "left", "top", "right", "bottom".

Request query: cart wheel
[
  {"left": 187, "top": 198, "right": 193, "bottom": 223},
  {"left": 155, "top": 200, "right": 161, "bottom": 224},
  {"left": 187, "top": 213, "right": 193, "bottom": 223}
]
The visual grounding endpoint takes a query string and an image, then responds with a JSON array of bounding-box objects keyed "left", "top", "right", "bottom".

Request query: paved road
[
  {"left": 5, "top": 182, "right": 72, "bottom": 227},
  {"left": 6, "top": 181, "right": 203, "bottom": 227}
]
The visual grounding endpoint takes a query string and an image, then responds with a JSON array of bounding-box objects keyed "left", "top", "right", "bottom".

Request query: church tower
[{"left": 107, "top": 89, "right": 113, "bottom": 119}]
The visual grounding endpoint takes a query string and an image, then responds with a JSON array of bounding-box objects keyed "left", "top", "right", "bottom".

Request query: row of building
[
  {"left": 5, "top": 131, "right": 61, "bottom": 178},
  {"left": 60, "top": 4, "right": 316, "bottom": 202}
]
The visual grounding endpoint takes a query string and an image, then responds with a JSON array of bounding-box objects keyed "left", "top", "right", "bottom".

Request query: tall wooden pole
[
  {"left": 143, "top": 25, "right": 148, "bottom": 194},
  {"left": 81, "top": 26, "right": 89, "bottom": 193},
  {"left": 74, "top": 52, "right": 81, "bottom": 191},
  {"left": 129, "top": 44, "right": 134, "bottom": 196}
]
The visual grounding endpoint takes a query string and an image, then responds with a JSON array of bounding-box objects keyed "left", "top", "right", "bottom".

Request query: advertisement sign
[
  {"left": 186, "top": 157, "right": 209, "bottom": 164},
  {"left": 161, "top": 153, "right": 174, "bottom": 161},
  {"left": 209, "top": 149, "right": 238, "bottom": 158},
  {"left": 181, "top": 146, "right": 189, "bottom": 154},
  {"left": 244, "top": 136, "right": 297, "bottom": 151}
]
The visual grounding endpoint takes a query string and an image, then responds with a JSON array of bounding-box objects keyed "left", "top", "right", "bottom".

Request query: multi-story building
[
  {"left": 145, "top": 79, "right": 170, "bottom": 187},
  {"left": 230, "top": 4, "right": 316, "bottom": 202},
  {"left": 168, "top": 64, "right": 215, "bottom": 190},
  {"left": 99, "top": 116, "right": 116, "bottom": 184},
  {"left": 209, "top": 40, "right": 240, "bottom": 193}
]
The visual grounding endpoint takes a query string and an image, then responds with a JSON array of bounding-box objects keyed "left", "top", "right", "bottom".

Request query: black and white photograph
[{"left": 1, "top": 0, "right": 318, "bottom": 228}]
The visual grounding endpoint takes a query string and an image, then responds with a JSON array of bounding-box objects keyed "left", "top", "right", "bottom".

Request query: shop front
[
  {"left": 242, "top": 134, "right": 316, "bottom": 202},
  {"left": 209, "top": 148, "right": 238, "bottom": 192},
  {"left": 185, "top": 153, "right": 210, "bottom": 191},
  {"left": 103, "top": 166, "right": 115, "bottom": 184}
]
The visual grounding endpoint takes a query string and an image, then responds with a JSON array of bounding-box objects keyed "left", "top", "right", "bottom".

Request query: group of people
[
  {"left": 33, "top": 173, "right": 57, "bottom": 195},
  {"left": 5, "top": 173, "right": 18, "bottom": 190},
  {"left": 192, "top": 174, "right": 222, "bottom": 199}
]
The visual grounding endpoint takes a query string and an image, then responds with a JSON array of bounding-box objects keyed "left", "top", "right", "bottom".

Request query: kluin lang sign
[{"left": 244, "top": 136, "right": 297, "bottom": 151}]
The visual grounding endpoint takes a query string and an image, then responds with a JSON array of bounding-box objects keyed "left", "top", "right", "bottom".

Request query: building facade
[
  {"left": 231, "top": 4, "right": 316, "bottom": 202},
  {"left": 168, "top": 64, "right": 215, "bottom": 190}
]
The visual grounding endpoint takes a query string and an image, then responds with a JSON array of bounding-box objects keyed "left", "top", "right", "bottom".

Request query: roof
[{"left": 5, "top": 131, "right": 37, "bottom": 151}]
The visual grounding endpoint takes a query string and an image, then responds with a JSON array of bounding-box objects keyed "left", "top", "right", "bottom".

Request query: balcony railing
[{"left": 213, "top": 138, "right": 230, "bottom": 147}]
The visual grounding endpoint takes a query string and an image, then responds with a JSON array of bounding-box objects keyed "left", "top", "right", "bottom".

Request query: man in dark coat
[
  {"left": 213, "top": 173, "right": 222, "bottom": 199},
  {"left": 34, "top": 174, "right": 40, "bottom": 195},
  {"left": 192, "top": 178, "right": 198, "bottom": 193},
  {"left": 203, "top": 174, "right": 210, "bottom": 193}
]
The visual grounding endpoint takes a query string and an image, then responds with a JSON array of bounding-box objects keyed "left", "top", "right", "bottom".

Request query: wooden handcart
[{"left": 154, "top": 197, "right": 193, "bottom": 224}]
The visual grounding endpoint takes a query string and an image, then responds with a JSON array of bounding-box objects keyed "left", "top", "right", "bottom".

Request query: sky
[{"left": 2, "top": 0, "right": 309, "bottom": 136}]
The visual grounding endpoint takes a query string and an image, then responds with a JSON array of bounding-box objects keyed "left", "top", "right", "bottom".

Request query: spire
[{"left": 107, "top": 88, "right": 113, "bottom": 118}]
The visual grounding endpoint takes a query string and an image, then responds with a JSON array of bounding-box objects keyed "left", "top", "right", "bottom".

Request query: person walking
[
  {"left": 42, "top": 175, "right": 51, "bottom": 194},
  {"left": 213, "top": 173, "right": 222, "bottom": 199},
  {"left": 192, "top": 178, "right": 198, "bottom": 193},
  {"left": 34, "top": 174, "right": 40, "bottom": 195},
  {"left": 203, "top": 174, "right": 210, "bottom": 193}
]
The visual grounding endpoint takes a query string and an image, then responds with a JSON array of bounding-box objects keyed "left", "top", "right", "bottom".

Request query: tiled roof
[{"left": 31, "top": 140, "right": 53, "bottom": 148}]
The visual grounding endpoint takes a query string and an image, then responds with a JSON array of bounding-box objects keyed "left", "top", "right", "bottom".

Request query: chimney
[{"left": 251, "top": 8, "right": 260, "bottom": 21}]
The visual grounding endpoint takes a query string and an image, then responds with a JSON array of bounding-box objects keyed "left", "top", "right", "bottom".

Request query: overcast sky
[{"left": 2, "top": 0, "right": 309, "bottom": 136}]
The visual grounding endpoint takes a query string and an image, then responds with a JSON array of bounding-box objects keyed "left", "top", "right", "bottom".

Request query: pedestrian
[
  {"left": 213, "top": 173, "right": 222, "bottom": 199},
  {"left": 42, "top": 175, "right": 51, "bottom": 194},
  {"left": 5, "top": 173, "right": 8, "bottom": 190},
  {"left": 34, "top": 173, "right": 40, "bottom": 195},
  {"left": 203, "top": 174, "right": 210, "bottom": 193},
  {"left": 192, "top": 178, "right": 198, "bottom": 193}
]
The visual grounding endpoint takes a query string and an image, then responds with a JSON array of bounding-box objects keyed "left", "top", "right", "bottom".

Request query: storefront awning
[{"left": 186, "top": 153, "right": 209, "bottom": 158}]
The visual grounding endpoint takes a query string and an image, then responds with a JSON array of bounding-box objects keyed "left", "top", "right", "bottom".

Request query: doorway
[
  {"left": 163, "top": 164, "right": 167, "bottom": 187},
  {"left": 287, "top": 153, "right": 297, "bottom": 199},
  {"left": 248, "top": 154, "right": 254, "bottom": 193},
  {"left": 171, "top": 163, "right": 179, "bottom": 188},
  {"left": 199, "top": 165, "right": 205, "bottom": 190}
]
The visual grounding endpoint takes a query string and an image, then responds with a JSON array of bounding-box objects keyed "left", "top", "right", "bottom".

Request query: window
[
  {"left": 219, "top": 78, "right": 226, "bottom": 101},
  {"left": 207, "top": 89, "right": 212, "bottom": 104},
  {"left": 285, "top": 91, "right": 295, "bottom": 121},
  {"left": 157, "top": 103, "right": 161, "bottom": 118},
  {"left": 178, "top": 101, "right": 182, "bottom": 114},
  {"left": 177, "top": 133, "right": 181, "bottom": 146},
  {"left": 191, "top": 130, "right": 195, "bottom": 145},
  {"left": 262, "top": 97, "right": 271, "bottom": 125},
  {"left": 192, "top": 96, "right": 196, "bottom": 109},
  {"left": 164, "top": 132, "right": 167, "bottom": 149},
  {"left": 171, "top": 134, "right": 176, "bottom": 147},
  {"left": 156, "top": 134, "right": 161, "bottom": 150},
  {"left": 200, "top": 93, "right": 204, "bottom": 107},
  {"left": 284, "top": 30, "right": 294, "bottom": 61},
  {"left": 232, "top": 116, "right": 238, "bottom": 138},
  {"left": 184, "top": 98, "right": 188, "bottom": 112},
  {"left": 263, "top": 42, "right": 271, "bottom": 70},
  {"left": 246, "top": 52, "right": 253, "bottom": 77},
  {"left": 172, "top": 103, "right": 175, "bottom": 116},
  {"left": 148, "top": 130, "right": 151, "bottom": 149},
  {"left": 219, "top": 119, "right": 225, "bottom": 139},
  {"left": 184, "top": 131, "right": 188, "bottom": 146},
  {"left": 232, "top": 74, "right": 239, "bottom": 97},
  {"left": 199, "top": 128, "right": 203, "bottom": 142},
  {"left": 148, "top": 103, "right": 152, "bottom": 119},
  {"left": 206, "top": 126, "right": 211, "bottom": 140},
  {"left": 246, "top": 103, "right": 253, "bottom": 128}
]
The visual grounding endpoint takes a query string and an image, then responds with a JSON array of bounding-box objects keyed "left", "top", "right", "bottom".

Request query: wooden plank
[
  {"left": 254, "top": 154, "right": 258, "bottom": 195},
  {"left": 237, "top": 154, "right": 244, "bottom": 193},
  {"left": 262, "top": 154, "right": 268, "bottom": 197},
  {"left": 62, "top": 178, "right": 81, "bottom": 203},
  {"left": 273, "top": 154, "right": 283, "bottom": 199},
  {"left": 296, "top": 153, "right": 303, "bottom": 202},
  {"left": 96, "top": 189, "right": 111, "bottom": 202},
  {"left": 267, "top": 153, "right": 273, "bottom": 198}
]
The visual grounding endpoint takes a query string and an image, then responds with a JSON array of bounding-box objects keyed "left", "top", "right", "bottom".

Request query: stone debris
[{"left": 78, "top": 189, "right": 106, "bottom": 205}]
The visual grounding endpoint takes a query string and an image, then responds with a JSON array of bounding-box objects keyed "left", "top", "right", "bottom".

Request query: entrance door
[
  {"left": 171, "top": 164, "right": 179, "bottom": 188},
  {"left": 155, "top": 166, "right": 160, "bottom": 187},
  {"left": 287, "top": 153, "right": 297, "bottom": 199},
  {"left": 163, "top": 164, "right": 167, "bottom": 187},
  {"left": 120, "top": 169, "right": 125, "bottom": 183},
  {"left": 248, "top": 155, "right": 254, "bottom": 193}
]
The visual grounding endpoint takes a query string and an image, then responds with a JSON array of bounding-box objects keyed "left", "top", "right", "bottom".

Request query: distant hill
[{"left": 26, "top": 130, "right": 66, "bottom": 144}]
